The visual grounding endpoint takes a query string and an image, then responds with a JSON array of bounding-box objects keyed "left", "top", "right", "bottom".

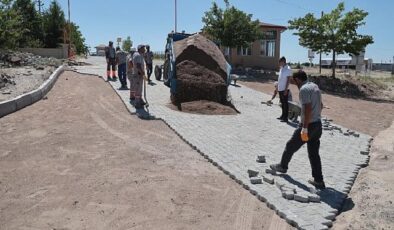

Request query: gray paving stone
[
  {"left": 250, "top": 177, "right": 262, "bottom": 184},
  {"left": 256, "top": 155, "right": 266, "bottom": 163},
  {"left": 294, "top": 194, "right": 309, "bottom": 203},
  {"left": 308, "top": 194, "right": 321, "bottom": 203},
  {"left": 265, "top": 168, "right": 276, "bottom": 175},
  {"left": 263, "top": 174, "right": 275, "bottom": 184},
  {"left": 282, "top": 191, "right": 294, "bottom": 200},
  {"left": 247, "top": 169, "right": 259, "bottom": 177},
  {"left": 73, "top": 57, "right": 373, "bottom": 229}
]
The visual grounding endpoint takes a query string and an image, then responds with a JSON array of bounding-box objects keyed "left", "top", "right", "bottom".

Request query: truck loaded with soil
[{"left": 161, "top": 33, "right": 237, "bottom": 115}]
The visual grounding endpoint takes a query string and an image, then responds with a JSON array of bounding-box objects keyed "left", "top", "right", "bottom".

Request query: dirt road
[
  {"left": 0, "top": 71, "right": 292, "bottom": 230},
  {"left": 241, "top": 80, "right": 394, "bottom": 137}
]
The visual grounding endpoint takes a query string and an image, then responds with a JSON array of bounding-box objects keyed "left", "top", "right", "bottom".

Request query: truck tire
[{"left": 154, "top": 65, "right": 162, "bottom": 81}]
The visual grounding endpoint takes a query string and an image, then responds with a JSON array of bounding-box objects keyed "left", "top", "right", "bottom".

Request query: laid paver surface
[
  {"left": 0, "top": 71, "right": 292, "bottom": 230},
  {"left": 72, "top": 57, "right": 372, "bottom": 229}
]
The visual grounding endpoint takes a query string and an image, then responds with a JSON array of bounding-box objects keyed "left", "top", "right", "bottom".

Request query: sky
[{"left": 41, "top": 0, "right": 394, "bottom": 63}]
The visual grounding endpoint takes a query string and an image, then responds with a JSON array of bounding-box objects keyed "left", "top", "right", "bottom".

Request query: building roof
[
  {"left": 95, "top": 44, "right": 106, "bottom": 49},
  {"left": 260, "top": 22, "right": 287, "bottom": 30}
]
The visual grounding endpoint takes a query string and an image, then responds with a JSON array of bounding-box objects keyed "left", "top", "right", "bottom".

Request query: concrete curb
[{"left": 0, "top": 65, "right": 65, "bottom": 118}]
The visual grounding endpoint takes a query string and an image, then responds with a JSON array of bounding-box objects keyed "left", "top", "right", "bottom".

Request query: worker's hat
[
  {"left": 137, "top": 44, "right": 146, "bottom": 50},
  {"left": 130, "top": 47, "right": 137, "bottom": 52}
]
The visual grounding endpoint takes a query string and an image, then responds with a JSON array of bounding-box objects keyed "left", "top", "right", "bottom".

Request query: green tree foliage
[
  {"left": 42, "top": 0, "right": 65, "bottom": 48},
  {"left": 122, "top": 36, "right": 132, "bottom": 51},
  {"left": 0, "top": 0, "right": 25, "bottom": 49},
  {"left": 289, "top": 2, "right": 373, "bottom": 77},
  {"left": 202, "top": 0, "right": 261, "bottom": 52},
  {"left": 68, "top": 22, "right": 87, "bottom": 54},
  {"left": 12, "top": 0, "right": 42, "bottom": 47}
]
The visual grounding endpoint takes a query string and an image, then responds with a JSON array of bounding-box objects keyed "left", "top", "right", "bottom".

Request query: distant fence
[
  {"left": 18, "top": 44, "right": 69, "bottom": 59},
  {"left": 372, "top": 63, "right": 393, "bottom": 72}
]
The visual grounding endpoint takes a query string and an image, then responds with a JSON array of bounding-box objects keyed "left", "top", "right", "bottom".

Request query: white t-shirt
[{"left": 277, "top": 65, "right": 292, "bottom": 91}]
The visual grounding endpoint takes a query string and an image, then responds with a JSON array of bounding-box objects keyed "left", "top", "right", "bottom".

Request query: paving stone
[
  {"left": 73, "top": 58, "right": 373, "bottom": 229},
  {"left": 256, "top": 155, "right": 266, "bottom": 163},
  {"left": 360, "top": 150, "right": 369, "bottom": 155},
  {"left": 250, "top": 177, "right": 262, "bottom": 184},
  {"left": 308, "top": 194, "right": 321, "bottom": 203},
  {"left": 247, "top": 169, "right": 259, "bottom": 177},
  {"left": 265, "top": 168, "right": 276, "bottom": 175},
  {"left": 263, "top": 174, "right": 275, "bottom": 184},
  {"left": 294, "top": 194, "right": 309, "bottom": 203},
  {"left": 282, "top": 191, "right": 294, "bottom": 200}
]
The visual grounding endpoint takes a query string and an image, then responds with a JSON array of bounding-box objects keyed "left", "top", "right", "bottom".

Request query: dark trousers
[
  {"left": 279, "top": 91, "right": 289, "bottom": 120},
  {"left": 146, "top": 63, "right": 153, "bottom": 80},
  {"left": 107, "top": 58, "right": 116, "bottom": 72},
  {"left": 118, "top": 63, "right": 127, "bottom": 87},
  {"left": 280, "top": 121, "right": 324, "bottom": 182}
]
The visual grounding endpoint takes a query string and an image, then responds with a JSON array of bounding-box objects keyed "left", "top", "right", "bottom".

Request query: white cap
[
  {"left": 130, "top": 47, "right": 137, "bottom": 52},
  {"left": 137, "top": 44, "right": 145, "bottom": 50}
]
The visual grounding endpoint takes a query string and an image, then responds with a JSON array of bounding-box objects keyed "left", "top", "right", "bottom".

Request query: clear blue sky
[{"left": 42, "top": 0, "right": 394, "bottom": 63}]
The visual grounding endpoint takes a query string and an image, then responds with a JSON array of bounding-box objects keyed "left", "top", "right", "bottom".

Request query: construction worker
[
  {"left": 105, "top": 41, "right": 117, "bottom": 81},
  {"left": 116, "top": 46, "right": 128, "bottom": 89},
  {"left": 266, "top": 81, "right": 293, "bottom": 104},
  {"left": 270, "top": 70, "right": 326, "bottom": 189},
  {"left": 127, "top": 47, "right": 137, "bottom": 100},
  {"left": 131, "top": 44, "right": 147, "bottom": 108},
  {"left": 144, "top": 45, "right": 154, "bottom": 83},
  {"left": 277, "top": 56, "right": 292, "bottom": 122}
]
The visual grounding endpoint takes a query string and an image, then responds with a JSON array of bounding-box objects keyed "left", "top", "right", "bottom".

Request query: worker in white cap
[
  {"left": 131, "top": 44, "right": 147, "bottom": 108},
  {"left": 127, "top": 47, "right": 137, "bottom": 100}
]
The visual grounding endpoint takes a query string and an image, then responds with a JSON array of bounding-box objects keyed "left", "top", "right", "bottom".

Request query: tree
[
  {"left": 0, "top": 0, "right": 25, "bottom": 49},
  {"left": 122, "top": 36, "right": 132, "bottom": 51},
  {"left": 42, "top": 0, "right": 65, "bottom": 48},
  {"left": 12, "top": 0, "right": 43, "bottom": 47},
  {"left": 67, "top": 22, "right": 86, "bottom": 54},
  {"left": 288, "top": 2, "right": 373, "bottom": 77},
  {"left": 202, "top": 0, "right": 261, "bottom": 61}
]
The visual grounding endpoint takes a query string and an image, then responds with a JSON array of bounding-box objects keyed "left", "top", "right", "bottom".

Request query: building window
[
  {"left": 223, "top": 47, "right": 231, "bottom": 56},
  {"left": 260, "top": 40, "right": 276, "bottom": 57},
  {"left": 237, "top": 44, "right": 252, "bottom": 56}
]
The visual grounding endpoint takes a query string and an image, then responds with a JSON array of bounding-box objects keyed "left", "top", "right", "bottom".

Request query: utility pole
[
  {"left": 175, "top": 0, "right": 177, "bottom": 33},
  {"left": 36, "top": 0, "right": 43, "bottom": 15},
  {"left": 67, "top": 0, "right": 72, "bottom": 58},
  {"left": 392, "top": 56, "right": 394, "bottom": 75},
  {"left": 319, "top": 11, "right": 323, "bottom": 74}
]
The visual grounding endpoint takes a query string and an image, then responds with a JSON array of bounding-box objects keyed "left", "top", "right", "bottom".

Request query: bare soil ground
[
  {"left": 0, "top": 71, "right": 292, "bottom": 230},
  {"left": 241, "top": 80, "right": 394, "bottom": 136},
  {"left": 241, "top": 80, "right": 394, "bottom": 229}
]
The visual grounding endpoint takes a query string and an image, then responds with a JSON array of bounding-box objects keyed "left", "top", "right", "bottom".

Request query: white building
[{"left": 321, "top": 56, "right": 373, "bottom": 71}]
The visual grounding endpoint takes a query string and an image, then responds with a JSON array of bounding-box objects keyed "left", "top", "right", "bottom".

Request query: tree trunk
[
  {"left": 332, "top": 50, "right": 336, "bottom": 78},
  {"left": 319, "top": 50, "right": 322, "bottom": 74}
]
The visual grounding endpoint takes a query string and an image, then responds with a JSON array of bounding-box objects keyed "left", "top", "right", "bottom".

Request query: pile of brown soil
[
  {"left": 174, "top": 34, "right": 227, "bottom": 80},
  {"left": 309, "top": 75, "right": 378, "bottom": 98},
  {"left": 173, "top": 34, "right": 229, "bottom": 104},
  {"left": 175, "top": 60, "right": 228, "bottom": 103},
  {"left": 168, "top": 100, "right": 238, "bottom": 115}
]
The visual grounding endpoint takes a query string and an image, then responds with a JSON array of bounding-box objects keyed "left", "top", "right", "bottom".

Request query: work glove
[
  {"left": 143, "top": 75, "right": 148, "bottom": 81},
  {"left": 301, "top": 128, "right": 309, "bottom": 142}
]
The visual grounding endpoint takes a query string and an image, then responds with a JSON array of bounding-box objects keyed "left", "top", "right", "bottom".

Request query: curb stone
[{"left": 0, "top": 65, "right": 65, "bottom": 118}]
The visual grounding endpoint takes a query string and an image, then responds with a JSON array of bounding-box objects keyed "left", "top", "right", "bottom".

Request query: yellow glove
[{"left": 301, "top": 128, "right": 309, "bottom": 142}]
